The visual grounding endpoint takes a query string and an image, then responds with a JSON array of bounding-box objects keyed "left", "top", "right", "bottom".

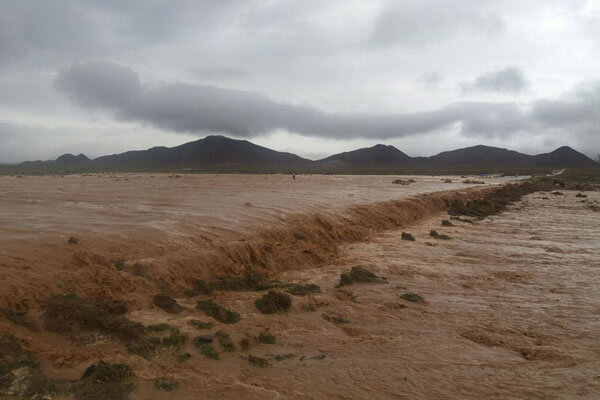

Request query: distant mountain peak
[
  {"left": 550, "top": 145, "right": 576, "bottom": 153},
  {"left": 14, "top": 136, "right": 598, "bottom": 171},
  {"left": 54, "top": 153, "right": 90, "bottom": 165}
]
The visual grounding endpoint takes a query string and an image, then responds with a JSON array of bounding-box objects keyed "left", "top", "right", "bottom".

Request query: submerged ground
[{"left": 0, "top": 174, "right": 598, "bottom": 399}]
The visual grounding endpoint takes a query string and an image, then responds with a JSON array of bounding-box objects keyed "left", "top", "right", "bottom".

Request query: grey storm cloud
[
  {"left": 56, "top": 61, "right": 538, "bottom": 140},
  {"left": 2, "top": 1, "right": 599, "bottom": 163},
  {"left": 0, "top": 0, "right": 243, "bottom": 66},
  {"left": 190, "top": 66, "right": 249, "bottom": 81},
  {"left": 371, "top": 0, "right": 504, "bottom": 47},
  {"left": 461, "top": 66, "right": 530, "bottom": 94}
]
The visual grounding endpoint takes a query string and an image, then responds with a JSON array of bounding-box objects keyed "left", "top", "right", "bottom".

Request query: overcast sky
[{"left": 1, "top": 0, "right": 599, "bottom": 163}]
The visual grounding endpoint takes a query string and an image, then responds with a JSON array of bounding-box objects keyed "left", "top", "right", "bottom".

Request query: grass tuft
[
  {"left": 248, "top": 355, "right": 269, "bottom": 367},
  {"left": 400, "top": 293, "right": 425, "bottom": 303},
  {"left": 196, "top": 299, "right": 241, "bottom": 324},
  {"left": 155, "top": 378, "right": 179, "bottom": 392},
  {"left": 188, "top": 319, "right": 214, "bottom": 330},
  {"left": 176, "top": 353, "right": 191, "bottom": 364},
  {"left": 254, "top": 291, "right": 292, "bottom": 314},
  {"left": 162, "top": 328, "right": 187, "bottom": 350},
  {"left": 215, "top": 331, "right": 236, "bottom": 352},
  {"left": 185, "top": 279, "right": 214, "bottom": 297},
  {"left": 74, "top": 361, "right": 133, "bottom": 400},
  {"left": 255, "top": 332, "right": 275, "bottom": 344},
  {"left": 196, "top": 343, "right": 219, "bottom": 360}
]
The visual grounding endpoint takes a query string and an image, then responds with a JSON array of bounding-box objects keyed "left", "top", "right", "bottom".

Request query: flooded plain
[{"left": 0, "top": 174, "right": 598, "bottom": 399}]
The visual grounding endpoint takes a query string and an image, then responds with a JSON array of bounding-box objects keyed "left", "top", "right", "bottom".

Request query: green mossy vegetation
[
  {"left": 254, "top": 291, "right": 292, "bottom": 314},
  {"left": 401, "top": 293, "right": 425, "bottom": 303},
  {"left": 196, "top": 299, "right": 241, "bottom": 324},
  {"left": 248, "top": 355, "right": 269, "bottom": 367},
  {"left": 255, "top": 332, "right": 276, "bottom": 344},
  {"left": 74, "top": 361, "right": 134, "bottom": 400},
  {"left": 196, "top": 343, "right": 219, "bottom": 360},
  {"left": 215, "top": 331, "right": 236, "bottom": 352},
  {"left": 155, "top": 378, "right": 179, "bottom": 392},
  {"left": 189, "top": 319, "right": 214, "bottom": 330}
]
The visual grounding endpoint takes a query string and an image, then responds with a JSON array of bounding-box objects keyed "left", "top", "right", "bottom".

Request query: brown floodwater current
[{"left": 0, "top": 174, "right": 598, "bottom": 399}]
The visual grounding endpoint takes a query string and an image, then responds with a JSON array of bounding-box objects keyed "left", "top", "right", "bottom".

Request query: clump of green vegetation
[
  {"left": 0, "top": 335, "right": 58, "bottom": 398},
  {"left": 322, "top": 314, "right": 349, "bottom": 324},
  {"left": 215, "top": 331, "right": 236, "bottom": 352},
  {"left": 74, "top": 361, "right": 133, "bottom": 400},
  {"left": 254, "top": 291, "right": 292, "bottom": 314},
  {"left": 163, "top": 328, "right": 187, "bottom": 349},
  {"left": 43, "top": 293, "right": 146, "bottom": 342},
  {"left": 193, "top": 335, "right": 213, "bottom": 345},
  {"left": 211, "top": 268, "right": 276, "bottom": 292},
  {"left": 188, "top": 269, "right": 322, "bottom": 300},
  {"left": 240, "top": 337, "right": 250, "bottom": 351},
  {"left": 45, "top": 293, "right": 160, "bottom": 359},
  {"left": 0, "top": 308, "right": 39, "bottom": 331},
  {"left": 429, "top": 230, "right": 451, "bottom": 240},
  {"left": 185, "top": 279, "right": 214, "bottom": 297},
  {"left": 99, "top": 299, "right": 128, "bottom": 315},
  {"left": 338, "top": 266, "right": 387, "bottom": 287},
  {"left": 146, "top": 323, "right": 171, "bottom": 332},
  {"left": 126, "top": 336, "right": 161, "bottom": 360},
  {"left": 196, "top": 343, "right": 219, "bottom": 360},
  {"left": 401, "top": 293, "right": 425, "bottom": 303},
  {"left": 177, "top": 353, "right": 191, "bottom": 364},
  {"left": 155, "top": 378, "right": 179, "bottom": 392},
  {"left": 188, "top": 319, "right": 214, "bottom": 330},
  {"left": 196, "top": 299, "right": 241, "bottom": 324},
  {"left": 248, "top": 355, "right": 269, "bottom": 367},
  {"left": 255, "top": 332, "right": 275, "bottom": 344},
  {"left": 284, "top": 283, "right": 321, "bottom": 296}
]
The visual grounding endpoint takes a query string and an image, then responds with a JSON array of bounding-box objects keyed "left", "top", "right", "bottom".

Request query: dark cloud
[
  {"left": 57, "top": 61, "right": 534, "bottom": 140},
  {"left": 531, "top": 82, "right": 600, "bottom": 147},
  {"left": 461, "top": 66, "right": 530, "bottom": 94},
  {"left": 371, "top": 0, "right": 504, "bottom": 47},
  {"left": 2, "top": 1, "right": 599, "bottom": 163},
  {"left": 55, "top": 61, "right": 600, "bottom": 157},
  {"left": 191, "top": 66, "right": 248, "bottom": 81},
  {"left": 0, "top": 0, "right": 243, "bottom": 66},
  {"left": 55, "top": 61, "right": 142, "bottom": 110}
]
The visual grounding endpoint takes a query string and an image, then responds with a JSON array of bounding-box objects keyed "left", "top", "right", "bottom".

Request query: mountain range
[{"left": 13, "top": 135, "right": 599, "bottom": 173}]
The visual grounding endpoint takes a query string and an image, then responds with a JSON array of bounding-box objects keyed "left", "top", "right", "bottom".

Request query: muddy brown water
[{"left": 1, "top": 174, "right": 598, "bottom": 399}]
